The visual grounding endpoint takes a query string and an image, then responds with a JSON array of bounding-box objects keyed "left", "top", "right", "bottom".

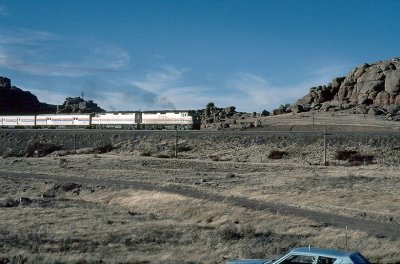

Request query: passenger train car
[
  {"left": 0, "top": 115, "right": 36, "bottom": 126},
  {"left": 36, "top": 114, "right": 91, "bottom": 127},
  {"left": 92, "top": 113, "right": 138, "bottom": 129},
  {"left": 0, "top": 110, "right": 200, "bottom": 130}
]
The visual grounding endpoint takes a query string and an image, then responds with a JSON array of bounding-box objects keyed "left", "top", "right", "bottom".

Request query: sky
[{"left": 0, "top": 0, "right": 399, "bottom": 112}]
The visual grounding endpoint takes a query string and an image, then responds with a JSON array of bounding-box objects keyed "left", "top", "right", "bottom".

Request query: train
[{"left": 0, "top": 110, "right": 201, "bottom": 130}]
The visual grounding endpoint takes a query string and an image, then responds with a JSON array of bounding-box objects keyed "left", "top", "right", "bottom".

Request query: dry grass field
[{"left": 0, "top": 150, "right": 399, "bottom": 263}]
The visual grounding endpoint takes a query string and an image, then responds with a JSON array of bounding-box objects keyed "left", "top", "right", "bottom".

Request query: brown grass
[{"left": 0, "top": 153, "right": 399, "bottom": 263}]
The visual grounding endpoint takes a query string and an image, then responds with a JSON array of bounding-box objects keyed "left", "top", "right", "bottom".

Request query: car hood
[{"left": 226, "top": 259, "right": 272, "bottom": 264}]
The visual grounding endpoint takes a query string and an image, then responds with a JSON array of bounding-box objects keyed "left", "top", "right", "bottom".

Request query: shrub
[
  {"left": 24, "top": 141, "right": 62, "bottom": 157},
  {"left": 335, "top": 150, "right": 358, "bottom": 161},
  {"left": 218, "top": 223, "right": 256, "bottom": 241},
  {"left": 348, "top": 155, "right": 374, "bottom": 166},
  {"left": 156, "top": 153, "right": 171, "bottom": 159},
  {"left": 268, "top": 150, "right": 288, "bottom": 159},
  {"left": 335, "top": 150, "right": 374, "bottom": 165},
  {"left": 0, "top": 197, "right": 19, "bottom": 208},
  {"left": 218, "top": 224, "right": 243, "bottom": 240},
  {"left": 139, "top": 151, "right": 151, "bottom": 157},
  {"left": 175, "top": 143, "right": 193, "bottom": 152},
  {"left": 93, "top": 144, "right": 113, "bottom": 154},
  {"left": 209, "top": 155, "right": 220, "bottom": 161}
]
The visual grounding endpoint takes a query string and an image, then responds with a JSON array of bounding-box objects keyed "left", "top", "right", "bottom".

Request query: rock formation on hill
[
  {"left": 0, "top": 76, "right": 56, "bottom": 114},
  {"left": 199, "top": 102, "right": 270, "bottom": 129},
  {"left": 57, "top": 97, "right": 105, "bottom": 114},
  {"left": 275, "top": 57, "right": 400, "bottom": 120},
  {"left": 201, "top": 102, "right": 238, "bottom": 124}
]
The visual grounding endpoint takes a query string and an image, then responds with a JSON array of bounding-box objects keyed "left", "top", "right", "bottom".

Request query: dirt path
[{"left": 2, "top": 170, "right": 399, "bottom": 240}]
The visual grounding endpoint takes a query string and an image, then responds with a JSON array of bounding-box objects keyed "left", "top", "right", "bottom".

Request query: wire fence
[{"left": 0, "top": 129, "right": 400, "bottom": 164}]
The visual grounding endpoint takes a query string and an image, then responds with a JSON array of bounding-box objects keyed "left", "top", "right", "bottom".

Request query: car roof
[{"left": 290, "top": 247, "right": 355, "bottom": 258}]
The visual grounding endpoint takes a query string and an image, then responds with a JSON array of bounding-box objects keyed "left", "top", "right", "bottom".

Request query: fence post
[
  {"left": 312, "top": 112, "right": 315, "bottom": 126},
  {"left": 323, "top": 129, "right": 327, "bottom": 166},
  {"left": 175, "top": 130, "right": 178, "bottom": 158},
  {"left": 74, "top": 132, "right": 77, "bottom": 151}
]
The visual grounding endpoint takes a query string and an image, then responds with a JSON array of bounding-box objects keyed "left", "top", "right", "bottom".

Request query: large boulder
[
  {"left": 332, "top": 77, "right": 345, "bottom": 91},
  {"left": 296, "top": 94, "right": 313, "bottom": 105},
  {"left": 385, "top": 70, "right": 400, "bottom": 95},
  {"left": 387, "top": 104, "right": 400, "bottom": 114},
  {"left": 379, "top": 62, "right": 396, "bottom": 72},
  {"left": 374, "top": 91, "right": 390, "bottom": 105},
  {"left": 290, "top": 104, "right": 303, "bottom": 113},
  {"left": 357, "top": 66, "right": 384, "bottom": 83},
  {"left": 358, "top": 80, "right": 384, "bottom": 94},
  {"left": 353, "top": 63, "right": 370, "bottom": 80}
]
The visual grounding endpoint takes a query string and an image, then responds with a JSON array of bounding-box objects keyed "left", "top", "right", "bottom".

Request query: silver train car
[
  {"left": 36, "top": 114, "right": 91, "bottom": 127},
  {"left": 0, "top": 115, "right": 36, "bottom": 126},
  {"left": 0, "top": 110, "right": 200, "bottom": 130},
  {"left": 92, "top": 113, "right": 138, "bottom": 129}
]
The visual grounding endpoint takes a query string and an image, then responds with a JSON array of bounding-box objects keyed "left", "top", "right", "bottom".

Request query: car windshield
[{"left": 349, "top": 253, "right": 371, "bottom": 264}]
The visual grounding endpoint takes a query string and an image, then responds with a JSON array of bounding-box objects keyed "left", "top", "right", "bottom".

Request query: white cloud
[
  {"left": 0, "top": 29, "right": 58, "bottom": 44},
  {"left": 161, "top": 86, "right": 214, "bottom": 109},
  {"left": 0, "top": 29, "right": 130, "bottom": 77},
  {"left": 86, "top": 46, "right": 130, "bottom": 70},
  {"left": 130, "top": 66, "right": 185, "bottom": 93},
  {"left": 0, "top": 57, "right": 123, "bottom": 77}
]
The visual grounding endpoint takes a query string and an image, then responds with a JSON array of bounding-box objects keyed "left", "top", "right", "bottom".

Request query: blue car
[{"left": 226, "top": 247, "right": 371, "bottom": 264}]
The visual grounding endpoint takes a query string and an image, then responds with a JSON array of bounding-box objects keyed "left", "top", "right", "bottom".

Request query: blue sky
[{"left": 0, "top": 0, "right": 399, "bottom": 112}]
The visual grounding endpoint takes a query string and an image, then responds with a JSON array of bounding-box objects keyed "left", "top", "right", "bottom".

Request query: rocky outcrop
[
  {"left": 199, "top": 102, "right": 269, "bottom": 130},
  {"left": 279, "top": 58, "right": 400, "bottom": 119},
  {"left": 0, "top": 76, "right": 105, "bottom": 114},
  {"left": 57, "top": 97, "right": 105, "bottom": 114},
  {"left": 201, "top": 102, "right": 238, "bottom": 124},
  {"left": 0, "top": 77, "right": 11, "bottom": 88},
  {"left": 0, "top": 76, "right": 56, "bottom": 114}
]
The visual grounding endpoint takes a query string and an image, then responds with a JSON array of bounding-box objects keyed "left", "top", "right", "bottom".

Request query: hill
[
  {"left": 274, "top": 57, "right": 400, "bottom": 120},
  {"left": 0, "top": 76, "right": 105, "bottom": 114},
  {"left": 0, "top": 76, "right": 56, "bottom": 114}
]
